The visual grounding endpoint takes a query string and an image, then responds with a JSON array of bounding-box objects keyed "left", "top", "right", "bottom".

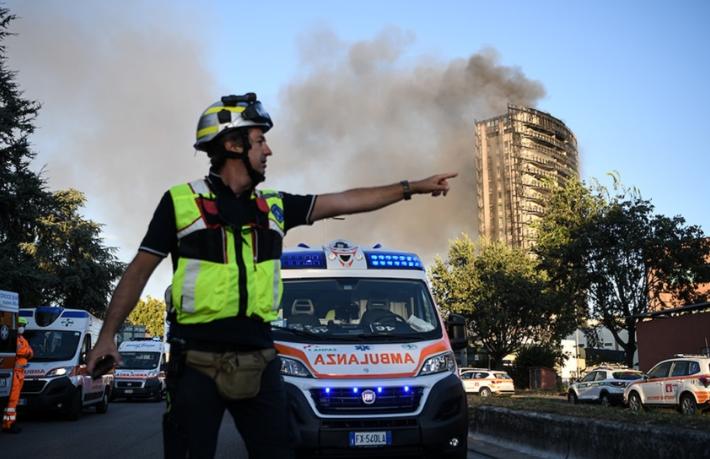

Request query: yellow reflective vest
[{"left": 169, "top": 179, "right": 285, "bottom": 324}]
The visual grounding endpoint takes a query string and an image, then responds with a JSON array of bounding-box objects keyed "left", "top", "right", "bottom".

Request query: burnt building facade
[{"left": 475, "top": 106, "right": 579, "bottom": 249}]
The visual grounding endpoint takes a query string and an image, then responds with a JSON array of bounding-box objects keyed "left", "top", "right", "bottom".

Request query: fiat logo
[{"left": 361, "top": 389, "right": 377, "bottom": 405}]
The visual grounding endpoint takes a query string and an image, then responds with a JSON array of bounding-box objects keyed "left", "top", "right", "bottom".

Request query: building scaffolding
[{"left": 475, "top": 105, "right": 579, "bottom": 250}]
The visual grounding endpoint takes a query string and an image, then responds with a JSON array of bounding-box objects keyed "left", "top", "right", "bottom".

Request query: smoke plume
[{"left": 268, "top": 27, "right": 545, "bottom": 262}]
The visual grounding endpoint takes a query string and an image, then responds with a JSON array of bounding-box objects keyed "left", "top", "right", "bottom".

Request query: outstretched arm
[
  {"left": 310, "top": 172, "right": 457, "bottom": 222},
  {"left": 86, "top": 251, "right": 162, "bottom": 373}
]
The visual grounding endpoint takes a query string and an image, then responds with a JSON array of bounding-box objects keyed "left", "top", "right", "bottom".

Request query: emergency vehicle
[
  {"left": 624, "top": 354, "right": 710, "bottom": 415},
  {"left": 273, "top": 240, "right": 468, "bottom": 459},
  {"left": 17, "top": 307, "right": 113, "bottom": 420},
  {"left": 113, "top": 338, "right": 168, "bottom": 401},
  {"left": 0, "top": 290, "right": 20, "bottom": 403}
]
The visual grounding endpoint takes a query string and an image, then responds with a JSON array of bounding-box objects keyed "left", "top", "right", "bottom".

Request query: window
[
  {"left": 581, "top": 372, "right": 597, "bottom": 383},
  {"left": 689, "top": 361, "right": 701, "bottom": 375},
  {"left": 671, "top": 361, "right": 690, "bottom": 377},
  {"left": 594, "top": 372, "right": 608, "bottom": 381},
  {"left": 648, "top": 361, "right": 672, "bottom": 379},
  {"left": 460, "top": 372, "right": 472, "bottom": 380}
]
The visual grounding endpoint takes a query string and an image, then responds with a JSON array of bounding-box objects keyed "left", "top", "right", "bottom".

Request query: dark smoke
[{"left": 268, "top": 28, "right": 545, "bottom": 262}]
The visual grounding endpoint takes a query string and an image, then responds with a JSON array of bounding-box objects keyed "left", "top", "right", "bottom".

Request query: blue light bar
[
  {"left": 364, "top": 251, "right": 424, "bottom": 270},
  {"left": 281, "top": 251, "right": 327, "bottom": 269}
]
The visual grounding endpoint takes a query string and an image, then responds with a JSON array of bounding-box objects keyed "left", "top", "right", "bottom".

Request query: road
[{"left": 1, "top": 400, "right": 539, "bottom": 459}]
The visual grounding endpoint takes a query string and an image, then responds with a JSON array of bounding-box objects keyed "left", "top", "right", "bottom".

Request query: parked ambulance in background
[
  {"left": 273, "top": 240, "right": 468, "bottom": 459},
  {"left": 0, "top": 290, "right": 20, "bottom": 404},
  {"left": 113, "top": 338, "right": 169, "bottom": 401},
  {"left": 18, "top": 307, "right": 113, "bottom": 420}
]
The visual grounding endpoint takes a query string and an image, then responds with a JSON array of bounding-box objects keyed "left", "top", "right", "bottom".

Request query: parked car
[
  {"left": 460, "top": 370, "right": 515, "bottom": 397},
  {"left": 568, "top": 366, "right": 643, "bottom": 406},
  {"left": 458, "top": 367, "right": 488, "bottom": 376},
  {"left": 624, "top": 355, "right": 710, "bottom": 415}
]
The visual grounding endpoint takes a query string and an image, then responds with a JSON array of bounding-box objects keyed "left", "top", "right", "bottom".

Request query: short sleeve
[
  {"left": 139, "top": 191, "right": 177, "bottom": 258},
  {"left": 281, "top": 192, "right": 316, "bottom": 232}
]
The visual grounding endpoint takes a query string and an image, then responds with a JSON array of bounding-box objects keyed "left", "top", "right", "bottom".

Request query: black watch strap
[{"left": 400, "top": 180, "right": 412, "bottom": 200}]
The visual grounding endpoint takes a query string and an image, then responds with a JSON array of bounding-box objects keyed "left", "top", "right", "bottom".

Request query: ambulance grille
[
  {"left": 21, "top": 380, "right": 47, "bottom": 394},
  {"left": 310, "top": 386, "right": 424, "bottom": 415},
  {"left": 116, "top": 380, "right": 145, "bottom": 389}
]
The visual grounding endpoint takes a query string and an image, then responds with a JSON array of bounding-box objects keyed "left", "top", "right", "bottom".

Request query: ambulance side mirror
[
  {"left": 80, "top": 352, "right": 87, "bottom": 365},
  {"left": 446, "top": 314, "right": 466, "bottom": 351}
]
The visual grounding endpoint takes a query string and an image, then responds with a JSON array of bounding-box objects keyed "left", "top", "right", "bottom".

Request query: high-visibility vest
[{"left": 169, "top": 179, "right": 285, "bottom": 324}]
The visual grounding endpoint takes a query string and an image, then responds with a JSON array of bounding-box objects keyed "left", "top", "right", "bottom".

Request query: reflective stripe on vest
[{"left": 169, "top": 180, "right": 285, "bottom": 324}]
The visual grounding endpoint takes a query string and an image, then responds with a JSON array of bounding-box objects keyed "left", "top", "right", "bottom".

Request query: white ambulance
[
  {"left": 0, "top": 290, "right": 20, "bottom": 402},
  {"left": 113, "top": 338, "right": 168, "bottom": 401},
  {"left": 18, "top": 307, "right": 113, "bottom": 420},
  {"left": 273, "top": 240, "right": 468, "bottom": 459}
]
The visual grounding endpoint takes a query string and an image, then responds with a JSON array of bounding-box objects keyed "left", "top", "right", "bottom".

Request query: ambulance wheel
[
  {"left": 567, "top": 391, "right": 578, "bottom": 404},
  {"left": 65, "top": 388, "right": 83, "bottom": 421},
  {"left": 599, "top": 392, "right": 610, "bottom": 407},
  {"left": 95, "top": 388, "right": 109, "bottom": 414},
  {"left": 479, "top": 387, "right": 492, "bottom": 397}
]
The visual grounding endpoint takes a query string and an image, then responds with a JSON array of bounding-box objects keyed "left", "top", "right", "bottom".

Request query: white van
[
  {"left": 113, "top": 339, "right": 169, "bottom": 401},
  {"left": 0, "top": 290, "right": 20, "bottom": 402},
  {"left": 273, "top": 240, "right": 468, "bottom": 459},
  {"left": 18, "top": 307, "right": 113, "bottom": 420}
]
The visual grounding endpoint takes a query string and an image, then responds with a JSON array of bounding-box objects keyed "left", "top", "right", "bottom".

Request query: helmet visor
[{"left": 242, "top": 101, "right": 273, "bottom": 128}]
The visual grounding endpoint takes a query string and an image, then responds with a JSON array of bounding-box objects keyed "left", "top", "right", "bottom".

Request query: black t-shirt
[{"left": 139, "top": 171, "right": 316, "bottom": 349}]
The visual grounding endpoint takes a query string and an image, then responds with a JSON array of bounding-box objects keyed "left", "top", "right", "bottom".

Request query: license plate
[
  {"left": 124, "top": 389, "right": 133, "bottom": 394},
  {"left": 18, "top": 398, "right": 27, "bottom": 406},
  {"left": 349, "top": 431, "right": 391, "bottom": 447}
]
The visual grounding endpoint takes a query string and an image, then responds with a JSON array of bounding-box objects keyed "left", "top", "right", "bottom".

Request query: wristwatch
[{"left": 400, "top": 180, "right": 412, "bottom": 200}]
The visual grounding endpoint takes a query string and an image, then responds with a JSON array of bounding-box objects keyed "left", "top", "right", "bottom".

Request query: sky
[{"left": 5, "top": 0, "right": 710, "bottom": 301}]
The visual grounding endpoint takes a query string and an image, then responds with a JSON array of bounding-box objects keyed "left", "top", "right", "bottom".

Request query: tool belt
[{"left": 184, "top": 348, "right": 276, "bottom": 400}]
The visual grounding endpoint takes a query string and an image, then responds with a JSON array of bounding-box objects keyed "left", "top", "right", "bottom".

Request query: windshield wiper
[
  {"left": 271, "top": 325, "right": 329, "bottom": 340},
  {"left": 355, "top": 333, "right": 423, "bottom": 342}
]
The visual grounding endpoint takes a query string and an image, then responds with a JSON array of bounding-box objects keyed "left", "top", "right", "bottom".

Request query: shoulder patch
[{"left": 270, "top": 204, "right": 284, "bottom": 223}]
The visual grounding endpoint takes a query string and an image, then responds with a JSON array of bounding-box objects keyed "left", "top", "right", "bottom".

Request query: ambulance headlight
[
  {"left": 45, "top": 366, "right": 73, "bottom": 377},
  {"left": 280, "top": 357, "right": 313, "bottom": 378},
  {"left": 418, "top": 352, "right": 456, "bottom": 375}
]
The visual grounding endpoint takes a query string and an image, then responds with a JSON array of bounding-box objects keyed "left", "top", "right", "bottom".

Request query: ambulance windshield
[
  {"left": 119, "top": 352, "right": 161, "bottom": 370},
  {"left": 24, "top": 330, "right": 81, "bottom": 362},
  {"left": 272, "top": 278, "right": 441, "bottom": 341}
]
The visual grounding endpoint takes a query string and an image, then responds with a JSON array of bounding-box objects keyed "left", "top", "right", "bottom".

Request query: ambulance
[
  {"left": 273, "top": 240, "right": 468, "bottom": 459},
  {"left": 18, "top": 306, "right": 113, "bottom": 420},
  {"left": 113, "top": 338, "right": 169, "bottom": 401},
  {"left": 0, "top": 290, "right": 20, "bottom": 403}
]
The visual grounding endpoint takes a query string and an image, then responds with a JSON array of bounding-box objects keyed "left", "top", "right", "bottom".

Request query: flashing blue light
[
  {"left": 281, "top": 251, "right": 327, "bottom": 269},
  {"left": 403, "top": 385, "right": 410, "bottom": 393},
  {"left": 377, "top": 387, "right": 383, "bottom": 394},
  {"left": 364, "top": 251, "right": 424, "bottom": 271},
  {"left": 353, "top": 387, "right": 359, "bottom": 394},
  {"left": 324, "top": 387, "right": 331, "bottom": 394}
]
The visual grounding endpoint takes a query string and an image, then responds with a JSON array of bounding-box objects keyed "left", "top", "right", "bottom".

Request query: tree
[
  {"left": 535, "top": 176, "right": 709, "bottom": 367},
  {"left": 0, "top": 8, "right": 51, "bottom": 306},
  {"left": 21, "top": 189, "right": 125, "bottom": 316},
  {"left": 0, "top": 9, "right": 125, "bottom": 313},
  {"left": 430, "top": 234, "right": 573, "bottom": 369},
  {"left": 126, "top": 296, "right": 166, "bottom": 338}
]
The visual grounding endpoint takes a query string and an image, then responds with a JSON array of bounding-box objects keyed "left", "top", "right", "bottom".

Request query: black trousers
[{"left": 163, "top": 355, "right": 294, "bottom": 459}]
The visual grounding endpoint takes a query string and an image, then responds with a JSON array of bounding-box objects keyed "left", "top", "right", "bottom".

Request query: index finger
[{"left": 437, "top": 172, "right": 458, "bottom": 180}]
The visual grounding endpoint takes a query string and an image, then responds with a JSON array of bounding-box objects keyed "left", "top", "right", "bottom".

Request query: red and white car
[
  {"left": 460, "top": 370, "right": 515, "bottom": 397},
  {"left": 624, "top": 355, "right": 710, "bottom": 414}
]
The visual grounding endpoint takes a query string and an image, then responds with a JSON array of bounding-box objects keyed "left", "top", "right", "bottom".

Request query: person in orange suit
[{"left": 2, "top": 317, "right": 33, "bottom": 434}]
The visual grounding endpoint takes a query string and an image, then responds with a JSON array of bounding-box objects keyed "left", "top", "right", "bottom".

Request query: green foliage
[
  {"left": 126, "top": 296, "right": 166, "bottom": 338},
  {"left": 430, "top": 234, "right": 574, "bottom": 369},
  {"left": 0, "top": 9, "right": 125, "bottom": 314},
  {"left": 535, "top": 176, "right": 709, "bottom": 367},
  {"left": 509, "top": 343, "right": 566, "bottom": 390}
]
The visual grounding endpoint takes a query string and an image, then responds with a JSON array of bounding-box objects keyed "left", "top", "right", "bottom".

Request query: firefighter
[
  {"left": 87, "top": 92, "right": 456, "bottom": 458},
  {"left": 2, "top": 317, "right": 33, "bottom": 434}
]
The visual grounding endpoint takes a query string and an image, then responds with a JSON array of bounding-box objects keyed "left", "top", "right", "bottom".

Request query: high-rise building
[{"left": 475, "top": 105, "right": 579, "bottom": 249}]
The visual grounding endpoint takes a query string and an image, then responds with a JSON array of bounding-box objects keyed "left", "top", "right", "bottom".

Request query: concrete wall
[{"left": 470, "top": 405, "right": 710, "bottom": 459}]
